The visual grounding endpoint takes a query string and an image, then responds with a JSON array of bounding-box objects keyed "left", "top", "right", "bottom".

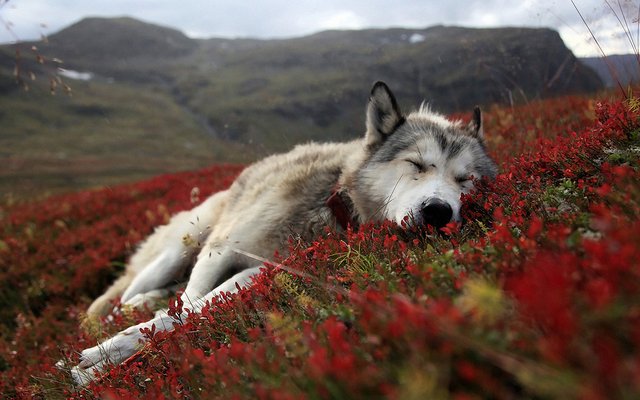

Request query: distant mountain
[
  {"left": 27, "top": 19, "right": 601, "bottom": 145},
  {"left": 49, "top": 17, "right": 198, "bottom": 60},
  {"left": 39, "top": 20, "right": 602, "bottom": 108},
  {"left": 580, "top": 54, "right": 640, "bottom": 88},
  {"left": 0, "top": 17, "right": 604, "bottom": 196}
]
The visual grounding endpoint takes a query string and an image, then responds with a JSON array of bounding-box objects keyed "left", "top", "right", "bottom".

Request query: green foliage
[{"left": 0, "top": 78, "right": 250, "bottom": 198}]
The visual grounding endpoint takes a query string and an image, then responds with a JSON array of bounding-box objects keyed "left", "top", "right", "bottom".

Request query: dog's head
[{"left": 351, "top": 81, "right": 497, "bottom": 229}]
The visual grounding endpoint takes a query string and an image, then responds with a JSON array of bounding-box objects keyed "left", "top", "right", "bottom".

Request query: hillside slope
[
  {"left": 0, "top": 18, "right": 603, "bottom": 198},
  {"left": 581, "top": 54, "right": 640, "bottom": 87},
  {"left": 0, "top": 92, "right": 639, "bottom": 398},
  {"left": 49, "top": 17, "right": 198, "bottom": 61}
]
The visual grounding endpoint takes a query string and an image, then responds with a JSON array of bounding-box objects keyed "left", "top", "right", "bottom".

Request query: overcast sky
[{"left": 0, "top": 0, "right": 637, "bottom": 57}]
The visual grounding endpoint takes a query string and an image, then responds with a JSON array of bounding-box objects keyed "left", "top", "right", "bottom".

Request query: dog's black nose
[{"left": 421, "top": 199, "right": 453, "bottom": 229}]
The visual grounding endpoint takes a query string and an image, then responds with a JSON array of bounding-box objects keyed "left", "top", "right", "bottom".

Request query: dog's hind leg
[
  {"left": 119, "top": 192, "right": 231, "bottom": 305},
  {"left": 85, "top": 191, "right": 228, "bottom": 320},
  {"left": 118, "top": 246, "right": 189, "bottom": 305},
  {"left": 121, "top": 282, "right": 185, "bottom": 311},
  {"left": 85, "top": 272, "right": 136, "bottom": 318},
  {"left": 85, "top": 224, "right": 196, "bottom": 321},
  {"left": 71, "top": 266, "right": 262, "bottom": 386}
]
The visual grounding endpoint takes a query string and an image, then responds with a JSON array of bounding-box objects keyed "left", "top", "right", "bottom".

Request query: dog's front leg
[
  {"left": 179, "top": 245, "right": 261, "bottom": 305},
  {"left": 70, "top": 312, "right": 175, "bottom": 386},
  {"left": 69, "top": 266, "right": 262, "bottom": 386}
]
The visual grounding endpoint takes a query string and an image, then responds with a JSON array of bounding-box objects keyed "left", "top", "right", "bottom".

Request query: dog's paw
[
  {"left": 70, "top": 326, "right": 144, "bottom": 386},
  {"left": 122, "top": 291, "right": 165, "bottom": 311},
  {"left": 123, "top": 292, "right": 148, "bottom": 308},
  {"left": 70, "top": 359, "right": 106, "bottom": 387}
]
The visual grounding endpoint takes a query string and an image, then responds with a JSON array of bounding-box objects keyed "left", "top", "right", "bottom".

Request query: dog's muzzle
[{"left": 421, "top": 199, "right": 453, "bottom": 229}]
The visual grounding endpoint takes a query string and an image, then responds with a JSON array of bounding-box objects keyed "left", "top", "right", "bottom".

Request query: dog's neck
[{"left": 326, "top": 185, "right": 358, "bottom": 231}]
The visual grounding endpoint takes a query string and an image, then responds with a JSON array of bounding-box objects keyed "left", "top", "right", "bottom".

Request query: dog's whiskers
[{"left": 371, "top": 175, "right": 404, "bottom": 221}]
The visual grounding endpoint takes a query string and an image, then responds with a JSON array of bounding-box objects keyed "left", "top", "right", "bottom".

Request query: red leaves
[
  {"left": 2, "top": 94, "right": 640, "bottom": 398},
  {"left": 585, "top": 278, "right": 614, "bottom": 309},
  {"left": 507, "top": 253, "right": 579, "bottom": 359},
  {"left": 0, "top": 164, "right": 244, "bottom": 396}
]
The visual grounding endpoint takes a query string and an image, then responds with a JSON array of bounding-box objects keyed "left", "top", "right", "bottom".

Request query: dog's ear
[
  {"left": 467, "top": 106, "right": 483, "bottom": 140},
  {"left": 365, "top": 81, "right": 404, "bottom": 147}
]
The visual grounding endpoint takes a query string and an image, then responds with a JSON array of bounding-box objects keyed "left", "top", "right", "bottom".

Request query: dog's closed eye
[
  {"left": 406, "top": 160, "right": 437, "bottom": 173},
  {"left": 406, "top": 159, "right": 424, "bottom": 172}
]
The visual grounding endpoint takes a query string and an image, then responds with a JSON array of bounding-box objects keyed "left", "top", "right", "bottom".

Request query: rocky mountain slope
[
  {"left": 0, "top": 17, "right": 603, "bottom": 196},
  {"left": 581, "top": 54, "right": 640, "bottom": 88}
]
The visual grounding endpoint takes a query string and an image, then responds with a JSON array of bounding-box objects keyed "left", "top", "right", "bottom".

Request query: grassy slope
[
  {"left": 0, "top": 91, "right": 639, "bottom": 398},
  {"left": 0, "top": 74, "right": 251, "bottom": 199},
  {"left": 0, "top": 20, "right": 603, "bottom": 199},
  {"left": 172, "top": 26, "right": 601, "bottom": 150}
]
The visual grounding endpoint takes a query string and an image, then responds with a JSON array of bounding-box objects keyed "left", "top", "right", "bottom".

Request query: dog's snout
[{"left": 421, "top": 199, "right": 453, "bottom": 229}]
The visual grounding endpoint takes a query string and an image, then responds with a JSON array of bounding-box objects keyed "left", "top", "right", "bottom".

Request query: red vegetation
[{"left": 1, "top": 94, "right": 639, "bottom": 399}]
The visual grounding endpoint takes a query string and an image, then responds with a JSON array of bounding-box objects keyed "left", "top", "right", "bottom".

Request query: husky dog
[{"left": 68, "top": 81, "right": 497, "bottom": 385}]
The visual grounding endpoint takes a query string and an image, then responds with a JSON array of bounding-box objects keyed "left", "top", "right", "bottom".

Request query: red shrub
[{"left": 1, "top": 93, "right": 640, "bottom": 398}]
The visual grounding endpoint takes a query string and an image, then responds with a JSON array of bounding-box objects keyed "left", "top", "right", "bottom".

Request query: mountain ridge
[
  {"left": 580, "top": 54, "right": 640, "bottom": 88},
  {"left": 48, "top": 16, "right": 198, "bottom": 59},
  {"left": 0, "top": 17, "right": 604, "bottom": 196}
]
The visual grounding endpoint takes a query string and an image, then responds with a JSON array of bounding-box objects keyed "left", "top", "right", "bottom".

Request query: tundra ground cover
[{"left": 0, "top": 92, "right": 639, "bottom": 399}]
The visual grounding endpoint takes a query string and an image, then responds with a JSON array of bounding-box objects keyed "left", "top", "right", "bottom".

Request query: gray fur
[
  {"left": 363, "top": 116, "right": 496, "bottom": 176},
  {"left": 365, "top": 81, "right": 405, "bottom": 147},
  {"left": 69, "top": 81, "right": 497, "bottom": 385}
]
